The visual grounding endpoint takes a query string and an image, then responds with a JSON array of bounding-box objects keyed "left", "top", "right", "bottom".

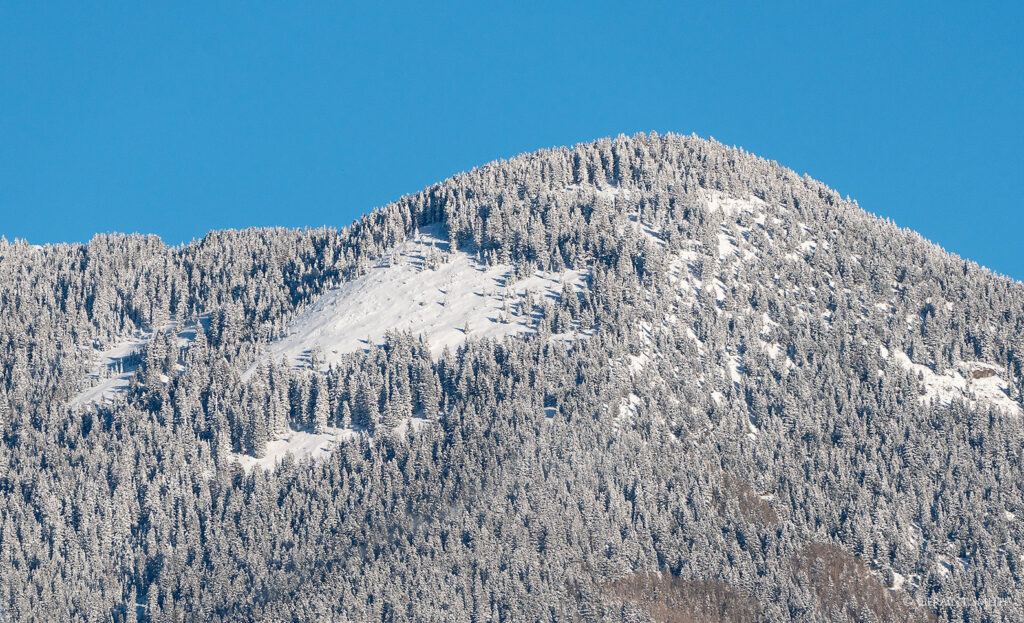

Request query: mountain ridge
[{"left": 0, "top": 133, "right": 1022, "bottom": 621}]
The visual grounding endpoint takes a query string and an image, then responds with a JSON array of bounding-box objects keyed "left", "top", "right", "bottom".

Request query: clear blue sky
[{"left": 2, "top": 2, "right": 1021, "bottom": 280}]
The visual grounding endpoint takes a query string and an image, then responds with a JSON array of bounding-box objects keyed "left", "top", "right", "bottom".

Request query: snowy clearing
[
  {"left": 233, "top": 426, "right": 354, "bottom": 472},
  {"left": 705, "top": 190, "right": 767, "bottom": 217},
  {"left": 892, "top": 351, "right": 1022, "bottom": 416},
  {"left": 70, "top": 322, "right": 201, "bottom": 408},
  {"left": 234, "top": 418, "right": 434, "bottom": 472},
  {"left": 614, "top": 393, "right": 642, "bottom": 429},
  {"left": 70, "top": 339, "right": 144, "bottom": 408},
  {"left": 250, "top": 224, "right": 589, "bottom": 373}
]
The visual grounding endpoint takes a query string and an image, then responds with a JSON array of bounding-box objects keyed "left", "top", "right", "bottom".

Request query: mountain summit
[{"left": 1, "top": 133, "right": 1022, "bottom": 621}]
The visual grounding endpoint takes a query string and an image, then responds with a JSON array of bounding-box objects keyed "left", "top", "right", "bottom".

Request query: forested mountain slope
[{"left": 0, "top": 133, "right": 1022, "bottom": 622}]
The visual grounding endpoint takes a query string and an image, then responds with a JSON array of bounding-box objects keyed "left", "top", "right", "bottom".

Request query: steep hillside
[{"left": 0, "top": 133, "right": 1022, "bottom": 622}]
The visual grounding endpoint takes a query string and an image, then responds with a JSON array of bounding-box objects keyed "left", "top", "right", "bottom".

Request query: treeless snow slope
[{"left": 251, "top": 224, "right": 589, "bottom": 372}]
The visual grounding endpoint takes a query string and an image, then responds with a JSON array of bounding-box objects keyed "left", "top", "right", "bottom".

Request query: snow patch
[
  {"left": 233, "top": 426, "right": 355, "bottom": 472},
  {"left": 745, "top": 416, "right": 759, "bottom": 439},
  {"left": 627, "top": 352, "right": 650, "bottom": 373},
  {"left": 615, "top": 393, "right": 642, "bottom": 428},
  {"left": 893, "top": 352, "right": 1022, "bottom": 416},
  {"left": 717, "top": 232, "right": 738, "bottom": 261},
  {"left": 250, "top": 225, "right": 589, "bottom": 374},
  {"left": 704, "top": 191, "right": 767, "bottom": 217},
  {"left": 71, "top": 340, "right": 143, "bottom": 408},
  {"left": 712, "top": 279, "right": 727, "bottom": 302},
  {"left": 762, "top": 341, "right": 782, "bottom": 360},
  {"left": 890, "top": 570, "right": 906, "bottom": 591},
  {"left": 727, "top": 355, "right": 743, "bottom": 384}
]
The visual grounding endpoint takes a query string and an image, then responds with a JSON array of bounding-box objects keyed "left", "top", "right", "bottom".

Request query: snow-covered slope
[
  {"left": 233, "top": 418, "right": 435, "bottom": 472},
  {"left": 889, "top": 350, "right": 1022, "bottom": 416},
  {"left": 70, "top": 322, "right": 201, "bottom": 408},
  {"left": 70, "top": 338, "right": 145, "bottom": 408},
  {"left": 251, "top": 225, "right": 589, "bottom": 373},
  {"left": 232, "top": 426, "right": 354, "bottom": 472},
  {"left": 617, "top": 187, "right": 1022, "bottom": 424}
]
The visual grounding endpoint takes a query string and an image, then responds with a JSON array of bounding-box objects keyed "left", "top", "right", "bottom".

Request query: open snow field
[
  {"left": 233, "top": 426, "right": 354, "bottom": 472},
  {"left": 890, "top": 350, "right": 1022, "bottom": 416},
  {"left": 232, "top": 418, "right": 435, "bottom": 472},
  {"left": 250, "top": 224, "right": 589, "bottom": 373}
]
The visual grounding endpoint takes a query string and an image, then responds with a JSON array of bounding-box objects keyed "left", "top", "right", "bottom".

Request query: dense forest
[{"left": 1, "top": 133, "right": 1022, "bottom": 622}]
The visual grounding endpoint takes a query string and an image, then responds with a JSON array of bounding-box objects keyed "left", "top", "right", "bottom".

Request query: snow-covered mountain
[{"left": 2, "top": 133, "right": 1022, "bottom": 622}]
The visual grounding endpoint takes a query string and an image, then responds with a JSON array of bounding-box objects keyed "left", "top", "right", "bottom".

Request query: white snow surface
[
  {"left": 891, "top": 351, "right": 1022, "bottom": 416},
  {"left": 614, "top": 393, "right": 642, "bottom": 429},
  {"left": 71, "top": 322, "right": 201, "bottom": 408},
  {"left": 251, "top": 225, "right": 589, "bottom": 373},
  {"left": 234, "top": 418, "right": 434, "bottom": 472},
  {"left": 233, "top": 426, "right": 354, "bottom": 472},
  {"left": 70, "top": 339, "right": 144, "bottom": 408},
  {"left": 890, "top": 570, "right": 906, "bottom": 591},
  {"left": 705, "top": 190, "right": 767, "bottom": 217}
]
